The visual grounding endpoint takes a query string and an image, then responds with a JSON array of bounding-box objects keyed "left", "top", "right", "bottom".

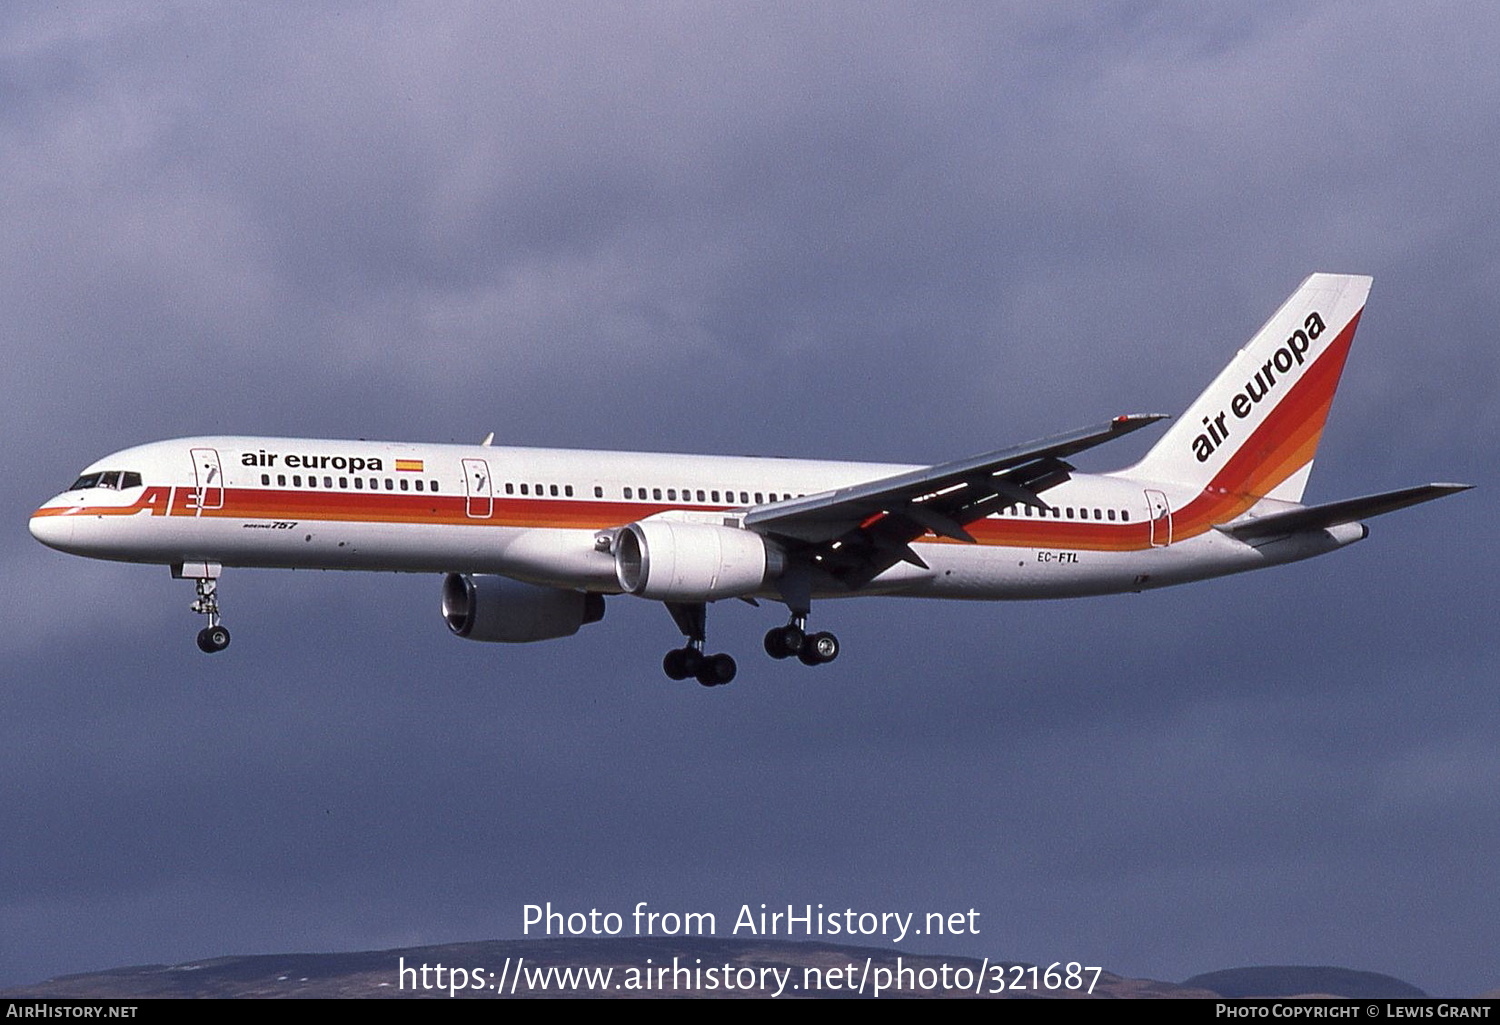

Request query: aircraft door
[
  {"left": 190, "top": 447, "right": 224, "bottom": 512},
  {"left": 1145, "top": 489, "right": 1171, "bottom": 547},
  {"left": 462, "top": 458, "right": 493, "bottom": 519}
]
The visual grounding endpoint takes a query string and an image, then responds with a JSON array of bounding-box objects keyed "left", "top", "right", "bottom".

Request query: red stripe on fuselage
[{"left": 37, "top": 316, "right": 1362, "bottom": 558}]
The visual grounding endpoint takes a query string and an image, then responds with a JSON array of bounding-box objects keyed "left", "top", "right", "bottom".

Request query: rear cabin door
[{"left": 1145, "top": 489, "right": 1172, "bottom": 547}]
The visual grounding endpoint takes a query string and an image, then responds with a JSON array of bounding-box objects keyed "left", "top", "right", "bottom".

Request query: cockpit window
[{"left": 69, "top": 470, "right": 144, "bottom": 491}]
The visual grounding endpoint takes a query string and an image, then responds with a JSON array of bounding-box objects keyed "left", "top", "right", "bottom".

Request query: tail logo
[{"left": 1191, "top": 311, "right": 1327, "bottom": 463}]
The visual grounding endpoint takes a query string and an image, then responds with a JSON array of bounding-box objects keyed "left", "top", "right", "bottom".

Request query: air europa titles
[
  {"left": 1191, "top": 311, "right": 1326, "bottom": 463},
  {"left": 240, "top": 450, "right": 384, "bottom": 472}
]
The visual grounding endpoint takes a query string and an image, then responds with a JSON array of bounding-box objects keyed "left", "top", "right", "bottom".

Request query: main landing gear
[
  {"left": 658, "top": 603, "right": 841, "bottom": 685},
  {"left": 663, "top": 602, "right": 737, "bottom": 687},
  {"left": 763, "top": 617, "right": 839, "bottom": 666}
]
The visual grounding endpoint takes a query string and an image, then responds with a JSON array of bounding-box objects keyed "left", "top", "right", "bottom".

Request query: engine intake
[
  {"left": 614, "top": 520, "right": 781, "bottom": 601},
  {"left": 442, "top": 573, "right": 604, "bottom": 643}
]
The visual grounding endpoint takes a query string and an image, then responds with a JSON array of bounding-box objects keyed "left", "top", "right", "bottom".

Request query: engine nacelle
[
  {"left": 614, "top": 520, "right": 781, "bottom": 601},
  {"left": 442, "top": 573, "right": 605, "bottom": 643}
]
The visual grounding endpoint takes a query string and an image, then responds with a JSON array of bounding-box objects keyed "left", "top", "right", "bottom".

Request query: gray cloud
[{"left": 3, "top": 1, "right": 1495, "bottom": 997}]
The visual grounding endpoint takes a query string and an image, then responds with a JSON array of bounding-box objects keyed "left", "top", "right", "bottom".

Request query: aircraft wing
[
  {"left": 742, "top": 413, "right": 1167, "bottom": 587},
  {"left": 1215, "top": 483, "right": 1473, "bottom": 542}
]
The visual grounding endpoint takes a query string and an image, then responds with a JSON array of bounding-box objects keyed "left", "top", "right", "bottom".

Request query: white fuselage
[{"left": 29, "top": 435, "right": 1361, "bottom": 603}]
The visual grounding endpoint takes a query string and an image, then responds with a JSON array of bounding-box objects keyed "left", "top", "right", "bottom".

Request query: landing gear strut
[
  {"left": 763, "top": 615, "right": 838, "bottom": 666},
  {"left": 189, "top": 575, "right": 230, "bottom": 653},
  {"left": 662, "top": 602, "right": 736, "bottom": 686}
]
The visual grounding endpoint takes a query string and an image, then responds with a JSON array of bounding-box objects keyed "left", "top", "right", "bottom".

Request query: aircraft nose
[{"left": 29, "top": 506, "right": 76, "bottom": 551}]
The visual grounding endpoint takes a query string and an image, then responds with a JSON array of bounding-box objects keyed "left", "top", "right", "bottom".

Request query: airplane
[{"left": 30, "top": 273, "right": 1469, "bottom": 686}]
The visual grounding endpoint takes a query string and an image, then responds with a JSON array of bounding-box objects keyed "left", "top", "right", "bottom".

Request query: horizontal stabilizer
[{"left": 1216, "top": 483, "right": 1472, "bottom": 541}]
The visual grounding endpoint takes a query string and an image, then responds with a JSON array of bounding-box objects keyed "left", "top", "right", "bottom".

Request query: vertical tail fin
[{"left": 1122, "top": 273, "right": 1372, "bottom": 502}]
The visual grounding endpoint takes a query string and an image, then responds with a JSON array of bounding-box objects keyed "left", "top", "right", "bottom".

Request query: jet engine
[
  {"left": 614, "top": 520, "right": 783, "bottom": 601},
  {"left": 442, "top": 573, "right": 605, "bottom": 643}
]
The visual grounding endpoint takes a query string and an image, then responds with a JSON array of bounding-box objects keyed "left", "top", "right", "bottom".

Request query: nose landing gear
[{"left": 179, "top": 565, "right": 230, "bottom": 653}]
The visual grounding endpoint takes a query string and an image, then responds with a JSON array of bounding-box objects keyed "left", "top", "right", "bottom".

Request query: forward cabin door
[{"left": 190, "top": 447, "right": 224, "bottom": 513}]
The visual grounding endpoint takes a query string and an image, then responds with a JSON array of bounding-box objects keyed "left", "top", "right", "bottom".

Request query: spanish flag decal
[{"left": 395, "top": 459, "right": 425, "bottom": 472}]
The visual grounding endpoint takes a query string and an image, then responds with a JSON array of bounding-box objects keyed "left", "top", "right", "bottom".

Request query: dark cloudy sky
[{"left": 3, "top": 2, "right": 1496, "bottom": 998}]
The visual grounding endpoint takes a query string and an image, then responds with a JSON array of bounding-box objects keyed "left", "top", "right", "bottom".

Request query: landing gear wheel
[
  {"left": 196, "top": 625, "right": 231, "bottom": 653},
  {"left": 797, "top": 631, "right": 839, "bottom": 666},
  {"left": 763, "top": 624, "right": 804, "bottom": 659},
  {"left": 664, "top": 647, "right": 705, "bottom": 681},
  {"left": 663, "top": 647, "right": 694, "bottom": 680},
  {"left": 696, "top": 653, "right": 737, "bottom": 687}
]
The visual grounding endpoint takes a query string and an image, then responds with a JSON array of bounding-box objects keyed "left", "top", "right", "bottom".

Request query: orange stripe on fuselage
[{"left": 38, "top": 317, "right": 1361, "bottom": 558}]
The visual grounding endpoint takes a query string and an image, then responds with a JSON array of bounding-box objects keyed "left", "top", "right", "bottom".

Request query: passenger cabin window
[{"left": 624, "top": 487, "right": 633, "bottom": 499}]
